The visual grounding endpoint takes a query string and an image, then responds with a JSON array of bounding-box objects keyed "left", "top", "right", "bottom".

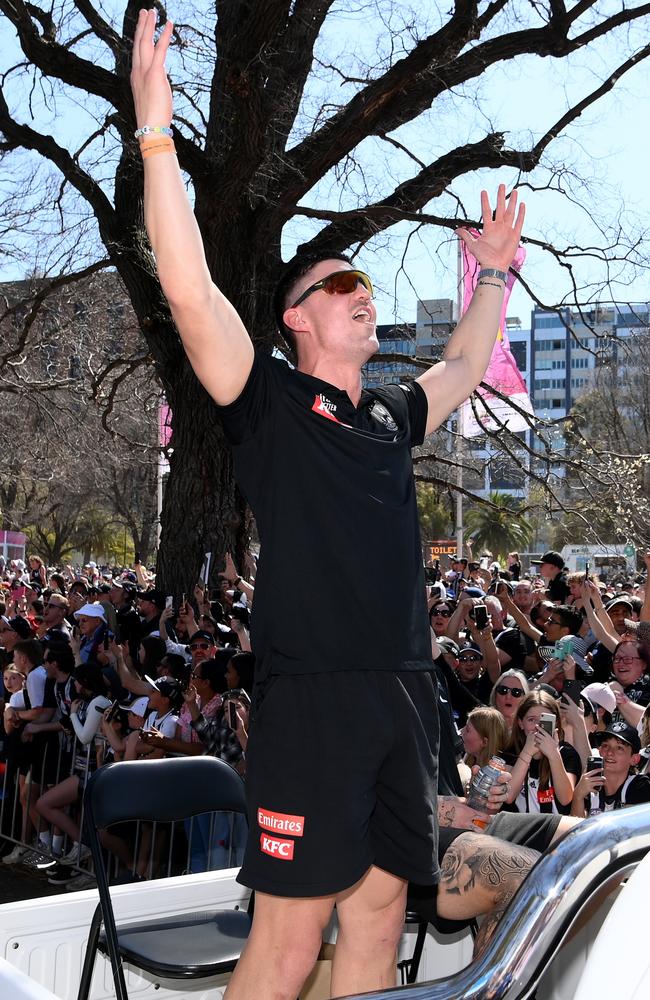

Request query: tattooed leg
[{"left": 437, "top": 832, "right": 540, "bottom": 934}]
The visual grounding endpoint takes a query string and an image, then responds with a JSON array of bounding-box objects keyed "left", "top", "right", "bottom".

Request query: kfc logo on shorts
[
  {"left": 260, "top": 834, "right": 295, "bottom": 860},
  {"left": 258, "top": 807, "right": 305, "bottom": 837}
]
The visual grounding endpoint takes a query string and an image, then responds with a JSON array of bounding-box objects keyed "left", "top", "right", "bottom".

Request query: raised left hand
[{"left": 457, "top": 184, "right": 525, "bottom": 271}]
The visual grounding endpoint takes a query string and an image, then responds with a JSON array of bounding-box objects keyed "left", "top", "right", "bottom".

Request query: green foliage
[
  {"left": 465, "top": 492, "right": 532, "bottom": 560},
  {"left": 416, "top": 483, "right": 452, "bottom": 541}
]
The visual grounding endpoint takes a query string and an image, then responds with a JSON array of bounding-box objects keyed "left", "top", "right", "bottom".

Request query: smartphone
[
  {"left": 165, "top": 595, "right": 174, "bottom": 610},
  {"left": 586, "top": 755, "right": 602, "bottom": 773},
  {"left": 473, "top": 604, "right": 489, "bottom": 630},
  {"left": 134, "top": 552, "right": 141, "bottom": 565},
  {"left": 553, "top": 639, "right": 573, "bottom": 662},
  {"left": 226, "top": 700, "right": 237, "bottom": 729},
  {"left": 538, "top": 713, "right": 556, "bottom": 737}
]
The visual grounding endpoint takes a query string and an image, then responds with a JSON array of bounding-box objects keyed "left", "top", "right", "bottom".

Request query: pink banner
[
  {"left": 159, "top": 402, "right": 172, "bottom": 448},
  {"left": 460, "top": 236, "right": 533, "bottom": 437}
]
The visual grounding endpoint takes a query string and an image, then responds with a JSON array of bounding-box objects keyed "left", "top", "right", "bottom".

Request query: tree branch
[{"left": 279, "top": 2, "right": 650, "bottom": 204}]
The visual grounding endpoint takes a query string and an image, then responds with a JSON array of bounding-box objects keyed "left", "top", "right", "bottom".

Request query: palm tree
[{"left": 465, "top": 492, "right": 532, "bottom": 561}]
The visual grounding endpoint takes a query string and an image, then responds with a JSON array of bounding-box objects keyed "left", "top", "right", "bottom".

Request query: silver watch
[{"left": 477, "top": 267, "right": 508, "bottom": 283}]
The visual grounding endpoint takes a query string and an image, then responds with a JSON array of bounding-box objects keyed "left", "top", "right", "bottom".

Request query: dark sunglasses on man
[{"left": 291, "top": 269, "right": 373, "bottom": 308}]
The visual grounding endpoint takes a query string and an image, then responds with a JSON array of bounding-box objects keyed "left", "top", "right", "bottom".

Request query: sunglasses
[
  {"left": 291, "top": 269, "right": 374, "bottom": 309},
  {"left": 496, "top": 684, "right": 525, "bottom": 698},
  {"left": 433, "top": 608, "right": 453, "bottom": 617},
  {"left": 459, "top": 655, "right": 481, "bottom": 663},
  {"left": 189, "top": 642, "right": 211, "bottom": 651}
]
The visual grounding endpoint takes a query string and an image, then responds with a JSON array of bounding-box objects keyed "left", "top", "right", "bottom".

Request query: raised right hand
[{"left": 130, "top": 8, "right": 174, "bottom": 130}]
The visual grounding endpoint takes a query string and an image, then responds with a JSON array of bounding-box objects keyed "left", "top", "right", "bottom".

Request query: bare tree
[{"left": 0, "top": 1, "right": 649, "bottom": 591}]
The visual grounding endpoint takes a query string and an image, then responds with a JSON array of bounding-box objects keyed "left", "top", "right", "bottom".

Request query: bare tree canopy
[{"left": 0, "top": 1, "right": 649, "bottom": 588}]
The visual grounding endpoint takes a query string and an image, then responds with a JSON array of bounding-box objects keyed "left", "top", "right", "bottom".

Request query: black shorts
[{"left": 237, "top": 670, "right": 439, "bottom": 897}]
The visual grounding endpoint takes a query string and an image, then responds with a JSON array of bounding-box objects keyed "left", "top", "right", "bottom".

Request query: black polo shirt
[{"left": 218, "top": 352, "right": 433, "bottom": 675}]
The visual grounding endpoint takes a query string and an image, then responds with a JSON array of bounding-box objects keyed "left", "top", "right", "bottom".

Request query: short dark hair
[
  {"left": 272, "top": 251, "right": 352, "bottom": 358},
  {"left": 551, "top": 606, "right": 583, "bottom": 634},
  {"left": 14, "top": 638, "right": 44, "bottom": 668},
  {"left": 197, "top": 655, "right": 231, "bottom": 695},
  {"left": 45, "top": 642, "right": 75, "bottom": 675}
]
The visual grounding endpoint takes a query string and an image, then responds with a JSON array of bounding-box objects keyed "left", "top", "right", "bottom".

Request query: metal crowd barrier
[{"left": 1, "top": 729, "right": 245, "bottom": 881}]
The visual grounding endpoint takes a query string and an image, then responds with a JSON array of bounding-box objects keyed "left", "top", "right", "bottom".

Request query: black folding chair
[{"left": 77, "top": 756, "right": 251, "bottom": 1000}]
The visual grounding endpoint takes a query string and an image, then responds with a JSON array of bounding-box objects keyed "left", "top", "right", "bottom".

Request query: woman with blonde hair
[
  {"left": 462, "top": 706, "right": 508, "bottom": 769},
  {"left": 489, "top": 668, "right": 530, "bottom": 733},
  {"left": 504, "top": 690, "right": 581, "bottom": 814}
]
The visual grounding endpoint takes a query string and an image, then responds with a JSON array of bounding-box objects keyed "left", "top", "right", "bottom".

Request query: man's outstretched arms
[
  {"left": 416, "top": 185, "right": 526, "bottom": 436},
  {"left": 131, "top": 9, "right": 253, "bottom": 406}
]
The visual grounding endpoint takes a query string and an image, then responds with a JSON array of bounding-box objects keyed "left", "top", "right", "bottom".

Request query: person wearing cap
[
  {"left": 0, "top": 614, "right": 35, "bottom": 654},
  {"left": 73, "top": 603, "right": 108, "bottom": 665},
  {"left": 137, "top": 589, "right": 165, "bottom": 641},
  {"left": 529, "top": 551, "right": 570, "bottom": 604},
  {"left": 571, "top": 722, "right": 650, "bottom": 817},
  {"left": 455, "top": 644, "right": 495, "bottom": 707}
]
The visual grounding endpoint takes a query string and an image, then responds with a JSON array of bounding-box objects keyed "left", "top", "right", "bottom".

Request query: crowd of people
[
  {"left": 429, "top": 548, "right": 650, "bottom": 823},
  {"left": 0, "top": 552, "right": 253, "bottom": 890},
  {"left": 2, "top": 545, "right": 649, "bottom": 902}
]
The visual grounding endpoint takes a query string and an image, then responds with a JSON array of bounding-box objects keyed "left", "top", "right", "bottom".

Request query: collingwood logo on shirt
[{"left": 369, "top": 401, "right": 397, "bottom": 433}]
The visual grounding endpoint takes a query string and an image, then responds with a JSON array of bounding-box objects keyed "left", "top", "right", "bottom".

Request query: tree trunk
[{"left": 155, "top": 363, "right": 246, "bottom": 599}]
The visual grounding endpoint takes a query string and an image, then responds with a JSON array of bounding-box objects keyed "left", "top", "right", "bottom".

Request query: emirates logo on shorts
[
  {"left": 260, "top": 834, "right": 295, "bottom": 860},
  {"left": 258, "top": 807, "right": 305, "bottom": 837}
]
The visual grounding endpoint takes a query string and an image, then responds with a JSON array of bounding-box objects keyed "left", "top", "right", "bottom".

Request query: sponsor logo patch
[
  {"left": 260, "top": 834, "right": 295, "bottom": 860},
  {"left": 311, "top": 394, "right": 341, "bottom": 423},
  {"left": 257, "top": 807, "right": 305, "bottom": 837}
]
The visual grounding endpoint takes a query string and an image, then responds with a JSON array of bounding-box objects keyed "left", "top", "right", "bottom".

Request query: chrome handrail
[{"left": 344, "top": 803, "right": 650, "bottom": 1000}]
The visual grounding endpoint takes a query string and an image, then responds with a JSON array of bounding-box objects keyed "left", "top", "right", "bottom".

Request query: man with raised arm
[{"left": 131, "top": 10, "right": 526, "bottom": 998}]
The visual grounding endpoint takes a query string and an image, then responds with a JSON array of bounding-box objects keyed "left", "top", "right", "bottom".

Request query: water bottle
[{"left": 465, "top": 756, "right": 506, "bottom": 811}]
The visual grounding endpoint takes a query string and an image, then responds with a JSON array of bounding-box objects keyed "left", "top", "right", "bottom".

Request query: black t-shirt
[
  {"left": 495, "top": 626, "right": 529, "bottom": 671},
  {"left": 611, "top": 674, "right": 650, "bottom": 723},
  {"left": 218, "top": 352, "right": 433, "bottom": 675},
  {"left": 547, "top": 571, "right": 571, "bottom": 603},
  {"left": 458, "top": 671, "right": 493, "bottom": 706}
]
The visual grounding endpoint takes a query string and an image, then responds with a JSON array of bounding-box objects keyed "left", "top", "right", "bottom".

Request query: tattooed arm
[{"left": 436, "top": 831, "right": 540, "bottom": 956}]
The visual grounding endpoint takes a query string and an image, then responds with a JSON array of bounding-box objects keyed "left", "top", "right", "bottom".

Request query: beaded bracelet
[
  {"left": 135, "top": 125, "right": 173, "bottom": 139},
  {"left": 478, "top": 267, "right": 508, "bottom": 283}
]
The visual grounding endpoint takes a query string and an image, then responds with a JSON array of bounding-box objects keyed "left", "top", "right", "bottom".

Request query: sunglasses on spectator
[
  {"left": 190, "top": 671, "right": 203, "bottom": 679},
  {"left": 459, "top": 654, "right": 481, "bottom": 663},
  {"left": 433, "top": 608, "right": 453, "bottom": 617},
  {"left": 189, "top": 642, "right": 211, "bottom": 651},
  {"left": 291, "top": 269, "right": 374, "bottom": 309},
  {"left": 496, "top": 684, "right": 525, "bottom": 698}
]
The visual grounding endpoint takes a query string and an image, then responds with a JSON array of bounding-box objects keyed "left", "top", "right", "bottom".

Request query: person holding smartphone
[
  {"left": 503, "top": 691, "right": 581, "bottom": 814},
  {"left": 571, "top": 722, "right": 650, "bottom": 817}
]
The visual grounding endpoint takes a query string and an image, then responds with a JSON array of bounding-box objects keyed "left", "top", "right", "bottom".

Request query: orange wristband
[{"left": 139, "top": 136, "right": 176, "bottom": 158}]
